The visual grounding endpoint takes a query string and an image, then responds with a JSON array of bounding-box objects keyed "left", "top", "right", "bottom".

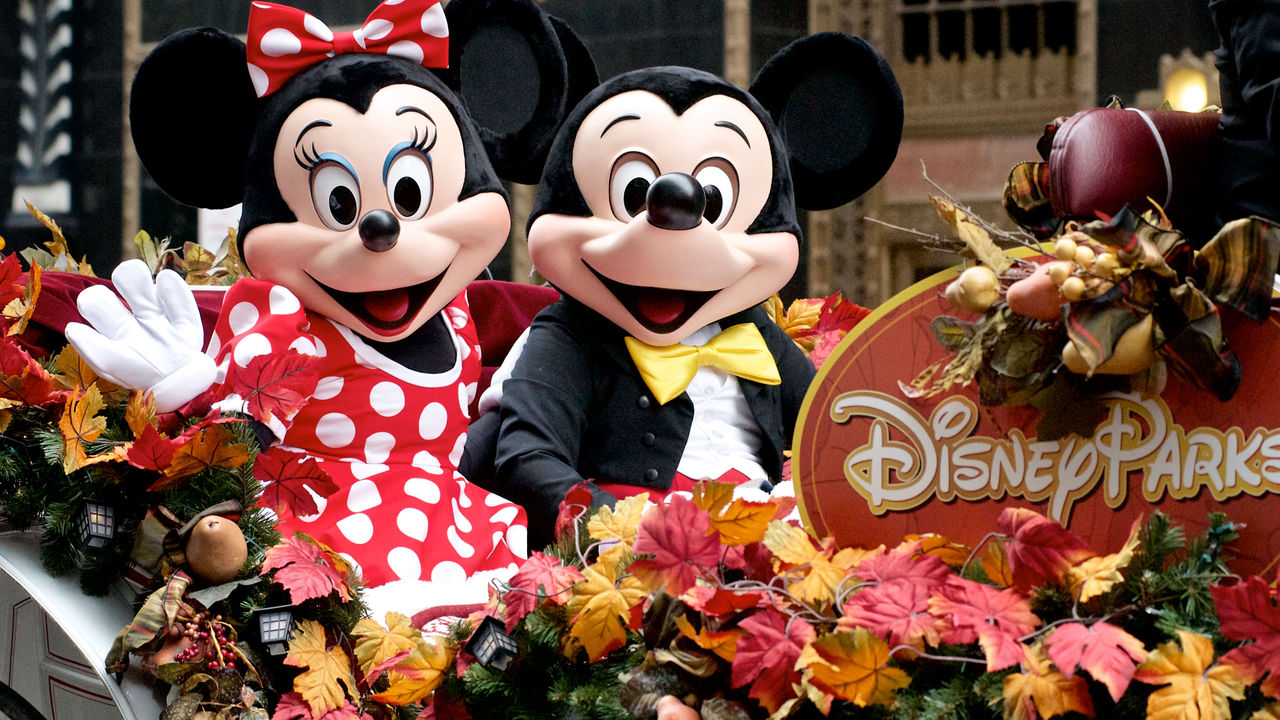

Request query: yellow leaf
[
  {"left": 1134, "top": 630, "right": 1246, "bottom": 720},
  {"left": 763, "top": 295, "right": 784, "bottom": 326},
  {"left": 0, "top": 409, "right": 10, "bottom": 434},
  {"left": 588, "top": 493, "right": 649, "bottom": 547},
  {"left": 58, "top": 384, "right": 107, "bottom": 474},
  {"left": 696, "top": 480, "right": 776, "bottom": 546},
  {"left": 929, "top": 195, "right": 1012, "bottom": 273},
  {"left": 797, "top": 628, "right": 910, "bottom": 707},
  {"left": 24, "top": 202, "right": 77, "bottom": 272},
  {"left": 352, "top": 612, "right": 419, "bottom": 677},
  {"left": 981, "top": 537, "right": 1014, "bottom": 588},
  {"left": 1251, "top": 703, "right": 1280, "bottom": 720},
  {"left": 788, "top": 551, "right": 857, "bottom": 607},
  {"left": 764, "top": 520, "right": 818, "bottom": 565},
  {"left": 160, "top": 424, "right": 250, "bottom": 483},
  {"left": 369, "top": 634, "right": 453, "bottom": 705},
  {"left": 1067, "top": 518, "right": 1141, "bottom": 602},
  {"left": 3, "top": 264, "right": 40, "bottom": 336},
  {"left": 674, "top": 614, "right": 740, "bottom": 662},
  {"left": 284, "top": 619, "right": 356, "bottom": 717},
  {"left": 906, "top": 533, "right": 970, "bottom": 568},
  {"left": 182, "top": 242, "right": 219, "bottom": 285},
  {"left": 218, "top": 228, "right": 251, "bottom": 282},
  {"left": 51, "top": 344, "right": 127, "bottom": 402},
  {"left": 125, "top": 390, "right": 158, "bottom": 438},
  {"left": 564, "top": 560, "right": 646, "bottom": 661},
  {"left": 1003, "top": 643, "right": 1094, "bottom": 720}
]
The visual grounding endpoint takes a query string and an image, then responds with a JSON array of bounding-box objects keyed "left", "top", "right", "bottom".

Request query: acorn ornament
[{"left": 184, "top": 515, "right": 248, "bottom": 585}]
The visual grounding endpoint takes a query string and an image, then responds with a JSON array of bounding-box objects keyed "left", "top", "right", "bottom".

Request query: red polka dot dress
[{"left": 209, "top": 279, "right": 528, "bottom": 590}]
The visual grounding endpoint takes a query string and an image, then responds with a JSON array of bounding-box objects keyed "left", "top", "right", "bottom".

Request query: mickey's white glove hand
[{"left": 65, "top": 259, "right": 218, "bottom": 413}]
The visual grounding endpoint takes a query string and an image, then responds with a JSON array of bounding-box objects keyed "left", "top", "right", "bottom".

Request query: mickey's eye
[
  {"left": 693, "top": 159, "right": 738, "bottom": 228},
  {"left": 311, "top": 160, "right": 360, "bottom": 231},
  {"left": 386, "top": 152, "right": 433, "bottom": 221},
  {"left": 609, "top": 153, "right": 659, "bottom": 222}
]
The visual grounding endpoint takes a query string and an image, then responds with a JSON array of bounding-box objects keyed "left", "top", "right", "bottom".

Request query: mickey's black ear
[
  {"left": 129, "top": 28, "right": 258, "bottom": 209},
  {"left": 445, "top": 0, "right": 596, "bottom": 184},
  {"left": 750, "top": 33, "right": 903, "bottom": 211}
]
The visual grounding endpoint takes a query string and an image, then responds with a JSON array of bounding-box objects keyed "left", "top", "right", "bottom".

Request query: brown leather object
[{"left": 1048, "top": 108, "right": 1221, "bottom": 241}]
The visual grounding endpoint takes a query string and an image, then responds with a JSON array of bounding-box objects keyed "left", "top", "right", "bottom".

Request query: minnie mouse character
[
  {"left": 65, "top": 0, "right": 593, "bottom": 611},
  {"left": 479, "top": 34, "right": 903, "bottom": 541}
]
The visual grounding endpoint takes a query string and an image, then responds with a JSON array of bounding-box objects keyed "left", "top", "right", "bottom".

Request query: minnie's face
[
  {"left": 243, "top": 83, "right": 508, "bottom": 341},
  {"left": 527, "top": 89, "right": 798, "bottom": 345}
]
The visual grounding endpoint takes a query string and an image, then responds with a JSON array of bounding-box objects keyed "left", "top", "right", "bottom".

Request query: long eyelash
[
  {"left": 411, "top": 125, "right": 436, "bottom": 155},
  {"left": 294, "top": 142, "right": 322, "bottom": 172}
]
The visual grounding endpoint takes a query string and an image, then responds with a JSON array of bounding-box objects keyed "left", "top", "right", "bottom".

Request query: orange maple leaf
[
  {"left": 352, "top": 612, "right": 419, "bottom": 683},
  {"left": 564, "top": 559, "right": 646, "bottom": 661},
  {"left": 3, "top": 263, "right": 40, "bottom": 336},
  {"left": 674, "top": 614, "right": 741, "bottom": 662},
  {"left": 694, "top": 480, "right": 778, "bottom": 546},
  {"left": 1003, "top": 643, "right": 1094, "bottom": 720},
  {"left": 125, "top": 390, "right": 158, "bottom": 438},
  {"left": 58, "top": 384, "right": 108, "bottom": 474},
  {"left": 982, "top": 538, "right": 1014, "bottom": 588},
  {"left": 1133, "top": 630, "right": 1246, "bottom": 720},
  {"left": 284, "top": 619, "right": 357, "bottom": 718},
  {"left": 797, "top": 628, "right": 910, "bottom": 707},
  {"left": 153, "top": 423, "right": 249, "bottom": 488},
  {"left": 1066, "top": 518, "right": 1141, "bottom": 602},
  {"left": 998, "top": 508, "right": 1096, "bottom": 589},
  {"left": 906, "top": 533, "right": 970, "bottom": 568},
  {"left": 368, "top": 633, "right": 454, "bottom": 705}
]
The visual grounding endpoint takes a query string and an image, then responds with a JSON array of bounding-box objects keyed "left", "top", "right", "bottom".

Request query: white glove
[{"left": 65, "top": 259, "right": 218, "bottom": 413}]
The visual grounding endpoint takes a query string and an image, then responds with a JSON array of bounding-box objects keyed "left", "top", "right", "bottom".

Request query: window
[{"left": 898, "top": 0, "right": 1077, "bottom": 62}]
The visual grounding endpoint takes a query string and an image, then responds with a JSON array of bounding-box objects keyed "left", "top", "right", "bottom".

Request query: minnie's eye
[
  {"left": 694, "top": 161, "right": 738, "bottom": 228},
  {"left": 311, "top": 162, "right": 360, "bottom": 231},
  {"left": 386, "top": 152, "right": 433, "bottom": 221},
  {"left": 609, "top": 154, "right": 658, "bottom": 221}
]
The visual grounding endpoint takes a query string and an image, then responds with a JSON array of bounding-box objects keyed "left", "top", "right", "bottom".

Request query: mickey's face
[
  {"left": 243, "top": 83, "right": 508, "bottom": 341},
  {"left": 528, "top": 89, "right": 798, "bottom": 345}
]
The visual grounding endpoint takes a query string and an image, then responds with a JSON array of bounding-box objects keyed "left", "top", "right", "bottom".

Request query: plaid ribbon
[{"left": 106, "top": 571, "right": 192, "bottom": 675}]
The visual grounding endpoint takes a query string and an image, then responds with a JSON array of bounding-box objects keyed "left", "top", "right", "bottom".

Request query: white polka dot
[
  {"left": 303, "top": 13, "right": 333, "bottom": 41},
  {"left": 352, "top": 27, "right": 368, "bottom": 49},
  {"left": 458, "top": 383, "right": 470, "bottom": 414},
  {"left": 261, "top": 28, "right": 302, "bottom": 57},
  {"left": 289, "top": 337, "right": 317, "bottom": 355},
  {"left": 269, "top": 285, "right": 302, "bottom": 315},
  {"left": 207, "top": 332, "right": 222, "bottom": 359},
  {"left": 337, "top": 513, "right": 374, "bottom": 544},
  {"left": 447, "top": 526, "right": 475, "bottom": 558},
  {"left": 370, "top": 382, "right": 405, "bottom": 416},
  {"left": 464, "top": 382, "right": 478, "bottom": 408},
  {"left": 506, "top": 525, "right": 527, "bottom": 556},
  {"left": 384, "top": 0, "right": 405, "bottom": 4},
  {"left": 365, "top": 432, "right": 396, "bottom": 464},
  {"left": 388, "top": 547, "right": 422, "bottom": 581},
  {"left": 247, "top": 63, "right": 269, "bottom": 97},
  {"left": 489, "top": 506, "right": 519, "bottom": 526},
  {"left": 449, "top": 434, "right": 466, "bottom": 468},
  {"left": 233, "top": 333, "right": 272, "bottom": 367},
  {"left": 228, "top": 302, "right": 259, "bottom": 334},
  {"left": 419, "top": 402, "right": 447, "bottom": 440},
  {"left": 397, "top": 508, "right": 429, "bottom": 541},
  {"left": 456, "top": 479, "right": 472, "bottom": 508},
  {"left": 297, "top": 492, "right": 327, "bottom": 522},
  {"left": 460, "top": 342, "right": 472, "bottom": 361},
  {"left": 430, "top": 560, "right": 465, "bottom": 586},
  {"left": 412, "top": 451, "right": 443, "bottom": 475},
  {"left": 313, "top": 376, "right": 343, "bottom": 400},
  {"left": 447, "top": 307, "right": 467, "bottom": 329},
  {"left": 422, "top": 4, "right": 448, "bottom": 37},
  {"left": 316, "top": 412, "right": 356, "bottom": 448},
  {"left": 347, "top": 479, "right": 382, "bottom": 512},
  {"left": 386, "top": 40, "right": 423, "bottom": 64},
  {"left": 350, "top": 462, "right": 388, "bottom": 480},
  {"left": 451, "top": 497, "right": 473, "bottom": 532},
  {"left": 404, "top": 477, "right": 440, "bottom": 504},
  {"left": 363, "top": 18, "right": 395, "bottom": 41},
  {"left": 312, "top": 336, "right": 327, "bottom": 357}
]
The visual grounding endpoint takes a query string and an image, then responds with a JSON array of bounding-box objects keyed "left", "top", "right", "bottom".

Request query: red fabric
[{"left": 596, "top": 469, "right": 753, "bottom": 503}]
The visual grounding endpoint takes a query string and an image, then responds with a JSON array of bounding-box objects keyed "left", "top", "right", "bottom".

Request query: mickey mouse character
[
  {"left": 65, "top": 0, "right": 593, "bottom": 611},
  {"left": 481, "top": 34, "right": 903, "bottom": 541}
]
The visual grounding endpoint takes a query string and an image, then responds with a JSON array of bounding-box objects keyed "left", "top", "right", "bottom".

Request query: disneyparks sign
[{"left": 792, "top": 266, "right": 1280, "bottom": 574}]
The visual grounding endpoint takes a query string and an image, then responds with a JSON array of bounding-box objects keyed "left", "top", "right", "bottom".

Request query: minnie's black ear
[
  {"left": 750, "top": 33, "right": 902, "bottom": 211},
  {"left": 445, "top": 0, "right": 596, "bottom": 184},
  {"left": 129, "top": 28, "right": 258, "bottom": 209}
]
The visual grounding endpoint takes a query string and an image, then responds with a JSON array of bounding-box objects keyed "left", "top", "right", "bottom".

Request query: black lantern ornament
[
  {"left": 255, "top": 605, "right": 294, "bottom": 656},
  {"left": 464, "top": 615, "right": 518, "bottom": 671},
  {"left": 77, "top": 501, "right": 116, "bottom": 549}
]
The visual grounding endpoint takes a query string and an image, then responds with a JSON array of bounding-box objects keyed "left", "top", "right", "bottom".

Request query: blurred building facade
[{"left": 0, "top": 0, "right": 1220, "bottom": 305}]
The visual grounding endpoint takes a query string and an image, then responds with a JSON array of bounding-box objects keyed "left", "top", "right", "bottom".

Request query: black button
[
  {"left": 641, "top": 432, "right": 655, "bottom": 446},
  {"left": 644, "top": 468, "right": 658, "bottom": 482},
  {"left": 637, "top": 395, "right": 651, "bottom": 409}
]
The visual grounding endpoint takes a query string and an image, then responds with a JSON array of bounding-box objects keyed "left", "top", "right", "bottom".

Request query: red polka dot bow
[{"left": 245, "top": 0, "right": 449, "bottom": 98}]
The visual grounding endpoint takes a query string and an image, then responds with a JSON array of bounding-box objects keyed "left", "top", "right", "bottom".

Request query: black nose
[
  {"left": 645, "top": 173, "right": 705, "bottom": 231},
  {"left": 359, "top": 209, "right": 400, "bottom": 252}
]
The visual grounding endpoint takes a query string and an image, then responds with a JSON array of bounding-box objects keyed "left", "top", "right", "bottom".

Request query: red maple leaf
[
  {"left": 628, "top": 494, "right": 722, "bottom": 596},
  {"left": 997, "top": 508, "right": 1096, "bottom": 589},
  {"left": 554, "top": 481, "right": 597, "bottom": 538},
  {"left": 1212, "top": 577, "right": 1280, "bottom": 694},
  {"left": 0, "top": 255, "right": 24, "bottom": 309},
  {"left": 855, "top": 540, "right": 952, "bottom": 592},
  {"left": 1044, "top": 621, "right": 1148, "bottom": 702},
  {"left": 125, "top": 422, "right": 177, "bottom": 472},
  {"left": 262, "top": 536, "right": 352, "bottom": 604},
  {"left": 225, "top": 349, "right": 320, "bottom": 426},
  {"left": 817, "top": 292, "right": 871, "bottom": 335},
  {"left": 272, "top": 692, "right": 368, "bottom": 720},
  {"left": 0, "top": 336, "right": 63, "bottom": 406},
  {"left": 929, "top": 577, "right": 1040, "bottom": 672},
  {"left": 682, "top": 584, "right": 767, "bottom": 617},
  {"left": 503, "top": 551, "right": 585, "bottom": 632},
  {"left": 256, "top": 447, "right": 339, "bottom": 518},
  {"left": 841, "top": 579, "right": 944, "bottom": 650},
  {"left": 730, "top": 608, "right": 816, "bottom": 713}
]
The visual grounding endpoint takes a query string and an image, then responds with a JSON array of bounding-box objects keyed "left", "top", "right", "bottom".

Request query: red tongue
[
  {"left": 637, "top": 291, "right": 685, "bottom": 325},
  {"left": 365, "top": 289, "right": 410, "bottom": 323}
]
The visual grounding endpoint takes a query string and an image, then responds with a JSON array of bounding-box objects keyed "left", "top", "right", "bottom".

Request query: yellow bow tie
[{"left": 624, "top": 323, "right": 781, "bottom": 405}]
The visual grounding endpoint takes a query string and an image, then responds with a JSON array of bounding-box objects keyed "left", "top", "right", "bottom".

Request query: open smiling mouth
[
  {"left": 310, "top": 268, "right": 448, "bottom": 336},
  {"left": 586, "top": 262, "right": 718, "bottom": 335}
]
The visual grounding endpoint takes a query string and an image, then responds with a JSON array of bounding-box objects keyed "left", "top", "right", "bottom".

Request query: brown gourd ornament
[{"left": 184, "top": 515, "right": 248, "bottom": 585}]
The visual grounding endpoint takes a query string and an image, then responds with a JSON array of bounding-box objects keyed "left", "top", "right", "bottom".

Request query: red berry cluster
[{"left": 170, "top": 610, "right": 240, "bottom": 671}]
